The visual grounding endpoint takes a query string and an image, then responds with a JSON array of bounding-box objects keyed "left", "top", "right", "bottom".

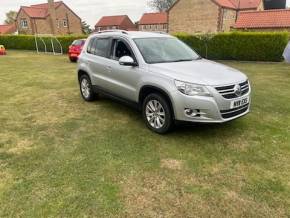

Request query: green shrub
[
  {"left": 0, "top": 35, "right": 86, "bottom": 54},
  {"left": 175, "top": 32, "right": 289, "bottom": 62},
  {"left": 0, "top": 32, "right": 289, "bottom": 61}
]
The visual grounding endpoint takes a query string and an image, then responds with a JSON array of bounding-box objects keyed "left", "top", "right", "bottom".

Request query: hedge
[
  {"left": 0, "top": 35, "right": 86, "bottom": 54},
  {"left": 0, "top": 32, "right": 289, "bottom": 61},
  {"left": 175, "top": 32, "right": 289, "bottom": 62}
]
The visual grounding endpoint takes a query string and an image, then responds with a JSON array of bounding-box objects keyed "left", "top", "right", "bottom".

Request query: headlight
[{"left": 175, "top": 80, "right": 211, "bottom": 96}]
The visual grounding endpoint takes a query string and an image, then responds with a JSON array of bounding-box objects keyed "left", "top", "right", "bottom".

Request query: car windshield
[{"left": 134, "top": 37, "right": 200, "bottom": 64}]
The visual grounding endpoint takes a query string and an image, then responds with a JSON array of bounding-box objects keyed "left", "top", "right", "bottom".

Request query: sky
[
  {"left": 1, "top": 0, "right": 290, "bottom": 27},
  {"left": 0, "top": 0, "right": 152, "bottom": 27}
]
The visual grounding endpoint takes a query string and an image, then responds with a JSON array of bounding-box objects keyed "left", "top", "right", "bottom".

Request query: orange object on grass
[{"left": 0, "top": 45, "right": 6, "bottom": 55}]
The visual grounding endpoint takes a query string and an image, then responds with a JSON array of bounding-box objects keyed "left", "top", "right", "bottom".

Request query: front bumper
[{"left": 171, "top": 86, "right": 251, "bottom": 123}]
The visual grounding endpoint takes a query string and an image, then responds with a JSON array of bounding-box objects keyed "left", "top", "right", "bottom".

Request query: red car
[
  {"left": 68, "top": 39, "right": 86, "bottom": 62},
  {"left": 0, "top": 45, "right": 6, "bottom": 55}
]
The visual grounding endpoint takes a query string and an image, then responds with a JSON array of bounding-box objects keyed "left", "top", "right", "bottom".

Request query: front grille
[
  {"left": 215, "top": 80, "right": 249, "bottom": 99},
  {"left": 220, "top": 104, "right": 249, "bottom": 119}
]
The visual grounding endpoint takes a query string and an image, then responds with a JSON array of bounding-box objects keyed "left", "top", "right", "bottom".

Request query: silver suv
[{"left": 77, "top": 31, "right": 251, "bottom": 134}]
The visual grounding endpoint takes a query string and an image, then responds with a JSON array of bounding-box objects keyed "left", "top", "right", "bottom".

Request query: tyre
[
  {"left": 69, "top": 57, "right": 77, "bottom": 62},
  {"left": 142, "top": 93, "right": 173, "bottom": 134},
  {"left": 79, "top": 74, "right": 96, "bottom": 101}
]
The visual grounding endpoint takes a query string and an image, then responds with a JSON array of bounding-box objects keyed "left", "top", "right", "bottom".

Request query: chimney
[{"left": 48, "top": 0, "right": 57, "bottom": 34}]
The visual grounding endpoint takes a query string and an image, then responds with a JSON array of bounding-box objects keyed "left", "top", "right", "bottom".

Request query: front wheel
[
  {"left": 142, "top": 93, "right": 173, "bottom": 134},
  {"left": 79, "top": 75, "right": 96, "bottom": 101}
]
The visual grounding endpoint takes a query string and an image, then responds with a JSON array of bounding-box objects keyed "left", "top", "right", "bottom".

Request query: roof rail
[
  {"left": 155, "top": 31, "right": 169, "bottom": 35},
  {"left": 96, "top": 29, "right": 128, "bottom": 35}
]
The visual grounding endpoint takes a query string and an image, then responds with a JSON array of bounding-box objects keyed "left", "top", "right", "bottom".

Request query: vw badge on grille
[{"left": 234, "top": 84, "right": 242, "bottom": 97}]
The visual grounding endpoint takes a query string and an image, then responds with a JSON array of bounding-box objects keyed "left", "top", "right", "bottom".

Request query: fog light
[{"left": 185, "top": 108, "right": 200, "bottom": 117}]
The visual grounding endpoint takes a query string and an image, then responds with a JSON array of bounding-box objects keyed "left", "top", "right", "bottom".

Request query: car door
[
  {"left": 105, "top": 37, "right": 141, "bottom": 102},
  {"left": 86, "top": 37, "right": 113, "bottom": 89}
]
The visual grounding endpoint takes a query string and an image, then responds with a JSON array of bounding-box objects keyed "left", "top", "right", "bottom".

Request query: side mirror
[{"left": 119, "top": 56, "right": 138, "bottom": 67}]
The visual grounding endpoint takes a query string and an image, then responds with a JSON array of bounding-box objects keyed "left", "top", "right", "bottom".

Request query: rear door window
[
  {"left": 94, "top": 38, "right": 110, "bottom": 58},
  {"left": 87, "top": 37, "right": 110, "bottom": 58}
]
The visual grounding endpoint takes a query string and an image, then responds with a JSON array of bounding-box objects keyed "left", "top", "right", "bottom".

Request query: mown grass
[{"left": 0, "top": 50, "right": 289, "bottom": 217}]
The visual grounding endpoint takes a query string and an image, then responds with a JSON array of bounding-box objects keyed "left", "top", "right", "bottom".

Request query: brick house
[
  {"left": 95, "top": 15, "right": 137, "bottom": 31},
  {"left": 16, "top": 0, "right": 82, "bottom": 35},
  {"left": 0, "top": 24, "right": 17, "bottom": 35},
  {"left": 138, "top": 12, "right": 168, "bottom": 32},
  {"left": 168, "top": 0, "right": 264, "bottom": 34},
  {"left": 234, "top": 9, "right": 290, "bottom": 31}
]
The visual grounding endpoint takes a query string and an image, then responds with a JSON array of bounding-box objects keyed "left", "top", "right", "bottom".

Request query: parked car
[
  {"left": 0, "top": 45, "right": 6, "bottom": 55},
  {"left": 68, "top": 39, "right": 86, "bottom": 62},
  {"left": 77, "top": 31, "right": 251, "bottom": 134}
]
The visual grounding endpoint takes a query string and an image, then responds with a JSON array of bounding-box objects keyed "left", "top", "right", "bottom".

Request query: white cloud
[
  {"left": 1, "top": 0, "right": 290, "bottom": 27},
  {"left": 0, "top": 0, "right": 152, "bottom": 27}
]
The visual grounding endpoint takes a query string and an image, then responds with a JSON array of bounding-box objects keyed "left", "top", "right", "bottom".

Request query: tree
[
  {"left": 5, "top": 11, "right": 17, "bottom": 24},
  {"left": 196, "top": 33, "right": 214, "bottom": 59},
  {"left": 148, "top": 0, "right": 176, "bottom": 12},
  {"left": 81, "top": 21, "right": 92, "bottom": 35}
]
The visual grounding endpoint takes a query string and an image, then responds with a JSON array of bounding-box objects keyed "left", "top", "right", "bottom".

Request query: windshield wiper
[{"left": 171, "top": 59, "right": 194, "bottom": 62}]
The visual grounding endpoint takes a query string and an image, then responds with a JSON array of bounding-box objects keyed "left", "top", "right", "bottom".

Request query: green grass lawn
[{"left": 0, "top": 50, "right": 290, "bottom": 217}]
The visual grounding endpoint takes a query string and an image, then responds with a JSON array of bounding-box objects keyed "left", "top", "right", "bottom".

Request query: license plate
[
  {"left": 230, "top": 97, "right": 249, "bottom": 109},
  {"left": 70, "top": 53, "right": 78, "bottom": 57}
]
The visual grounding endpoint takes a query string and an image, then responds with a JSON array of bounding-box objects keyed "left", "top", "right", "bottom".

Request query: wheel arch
[
  {"left": 78, "top": 70, "right": 90, "bottom": 82},
  {"left": 139, "top": 85, "right": 175, "bottom": 119}
]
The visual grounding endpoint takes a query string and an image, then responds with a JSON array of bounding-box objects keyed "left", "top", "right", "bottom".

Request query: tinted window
[
  {"left": 94, "top": 38, "right": 110, "bottom": 57},
  {"left": 87, "top": 38, "right": 110, "bottom": 58}
]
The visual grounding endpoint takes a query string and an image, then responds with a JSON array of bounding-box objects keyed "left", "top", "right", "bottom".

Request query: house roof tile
[
  {"left": 169, "top": 0, "right": 262, "bottom": 11},
  {"left": 235, "top": 9, "right": 290, "bottom": 28},
  {"left": 215, "top": 0, "right": 261, "bottom": 9},
  {"left": 21, "top": 6, "right": 48, "bottom": 18},
  {"left": 0, "top": 24, "right": 16, "bottom": 34},
  {"left": 139, "top": 12, "right": 168, "bottom": 25},
  {"left": 95, "top": 15, "right": 129, "bottom": 27},
  {"left": 20, "top": 1, "right": 63, "bottom": 18}
]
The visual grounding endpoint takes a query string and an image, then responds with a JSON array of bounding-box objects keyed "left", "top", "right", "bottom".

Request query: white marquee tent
[{"left": 283, "top": 42, "right": 290, "bottom": 63}]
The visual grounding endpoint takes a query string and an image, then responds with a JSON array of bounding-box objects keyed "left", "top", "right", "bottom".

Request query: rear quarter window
[{"left": 87, "top": 38, "right": 96, "bottom": 54}]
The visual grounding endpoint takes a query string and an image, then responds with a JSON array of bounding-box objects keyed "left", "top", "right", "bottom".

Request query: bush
[
  {"left": 0, "top": 32, "right": 289, "bottom": 61},
  {"left": 0, "top": 35, "right": 86, "bottom": 54},
  {"left": 175, "top": 32, "right": 289, "bottom": 62}
]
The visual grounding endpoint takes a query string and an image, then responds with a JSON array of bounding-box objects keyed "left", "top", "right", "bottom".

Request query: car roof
[{"left": 91, "top": 31, "right": 173, "bottom": 39}]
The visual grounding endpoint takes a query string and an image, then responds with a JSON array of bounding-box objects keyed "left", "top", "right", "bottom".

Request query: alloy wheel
[
  {"left": 145, "top": 100, "right": 166, "bottom": 129},
  {"left": 81, "top": 78, "right": 90, "bottom": 99}
]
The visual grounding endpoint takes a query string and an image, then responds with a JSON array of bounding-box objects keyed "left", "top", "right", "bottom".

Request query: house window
[
  {"left": 63, "top": 19, "right": 68, "bottom": 27},
  {"left": 21, "top": 19, "right": 28, "bottom": 28}
]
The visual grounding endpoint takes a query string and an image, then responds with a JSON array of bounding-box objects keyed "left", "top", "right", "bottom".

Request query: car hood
[{"left": 149, "top": 59, "right": 247, "bottom": 86}]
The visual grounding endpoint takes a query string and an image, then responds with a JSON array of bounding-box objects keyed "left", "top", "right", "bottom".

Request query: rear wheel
[
  {"left": 79, "top": 75, "right": 96, "bottom": 101},
  {"left": 142, "top": 93, "right": 173, "bottom": 134},
  {"left": 69, "top": 57, "right": 77, "bottom": 62}
]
